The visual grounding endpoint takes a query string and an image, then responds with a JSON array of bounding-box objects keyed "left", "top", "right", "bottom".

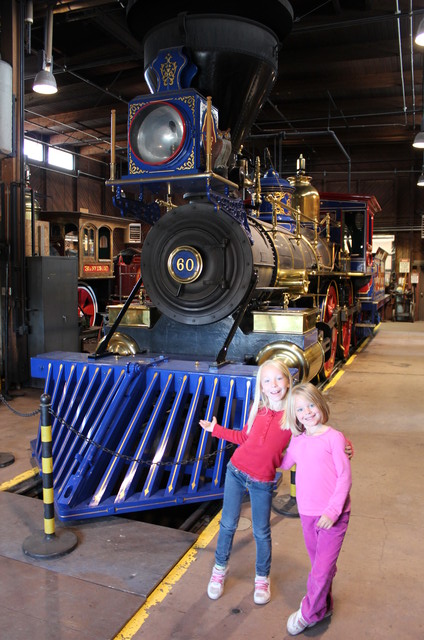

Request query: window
[
  {"left": 343, "top": 210, "right": 364, "bottom": 256},
  {"left": 24, "top": 138, "right": 75, "bottom": 171},
  {"left": 24, "top": 138, "right": 43, "bottom": 162},
  {"left": 98, "top": 227, "right": 111, "bottom": 260},
  {"left": 82, "top": 227, "right": 95, "bottom": 257},
  {"left": 48, "top": 147, "right": 74, "bottom": 171},
  {"left": 64, "top": 224, "right": 78, "bottom": 257}
]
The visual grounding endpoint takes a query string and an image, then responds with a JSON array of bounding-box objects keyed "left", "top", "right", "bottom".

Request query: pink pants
[{"left": 299, "top": 511, "right": 350, "bottom": 624}]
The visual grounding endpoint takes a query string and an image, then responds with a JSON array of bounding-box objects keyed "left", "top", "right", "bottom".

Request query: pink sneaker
[
  {"left": 207, "top": 565, "right": 228, "bottom": 600},
  {"left": 254, "top": 576, "right": 271, "bottom": 604}
]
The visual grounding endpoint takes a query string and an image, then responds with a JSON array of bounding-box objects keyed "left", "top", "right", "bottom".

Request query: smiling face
[
  {"left": 260, "top": 363, "right": 290, "bottom": 406},
  {"left": 294, "top": 395, "right": 323, "bottom": 431}
]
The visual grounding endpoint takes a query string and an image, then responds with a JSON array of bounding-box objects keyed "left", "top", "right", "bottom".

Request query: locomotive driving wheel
[
  {"left": 78, "top": 283, "right": 98, "bottom": 328},
  {"left": 320, "top": 282, "right": 339, "bottom": 379}
]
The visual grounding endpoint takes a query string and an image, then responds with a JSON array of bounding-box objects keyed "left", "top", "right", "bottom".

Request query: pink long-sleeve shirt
[
  {"left": 212, "top": 408, "right": 291, "bottom": 483},
  {"left": 281, "top": 426, "right": 351, "bottom": 522}
]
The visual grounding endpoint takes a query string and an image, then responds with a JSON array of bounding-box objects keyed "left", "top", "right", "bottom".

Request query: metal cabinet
[{"left": 26, "top": 256, "right": 79, "bottom": 357}]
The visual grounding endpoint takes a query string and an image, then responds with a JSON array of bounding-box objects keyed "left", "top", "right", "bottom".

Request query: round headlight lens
[{"left": 131, "top": 102, "right": 186, "bottom": 165}]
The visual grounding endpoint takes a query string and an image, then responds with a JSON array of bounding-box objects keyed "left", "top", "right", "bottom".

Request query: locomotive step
[{"left": 355, "top": 322, "right": 377, "bottom": 327}]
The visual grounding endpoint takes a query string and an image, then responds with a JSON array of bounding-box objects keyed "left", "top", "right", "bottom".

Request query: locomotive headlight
[
  {"left": 129, "top": 101, "right": 186, "bottom": 165},
  {"left": 127, "top": 90, "right": 218, "bottom": 178}
]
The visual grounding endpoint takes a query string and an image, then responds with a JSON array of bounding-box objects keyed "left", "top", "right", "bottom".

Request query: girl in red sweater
[{"left": 199, "top": 358, "right": 293, "bottom": 605}]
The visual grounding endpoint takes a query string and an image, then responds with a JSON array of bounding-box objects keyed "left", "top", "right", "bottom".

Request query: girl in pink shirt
[{"left": 281, "top": 383, "right": 352, "bottom": 636}]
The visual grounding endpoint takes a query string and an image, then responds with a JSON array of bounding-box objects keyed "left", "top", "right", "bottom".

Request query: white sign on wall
[
  {"left": 399, "top": 259, "right": 410, "bottom": 274},
  {"left": 372, "top": 234, "right": 394, "bottom": 272}
]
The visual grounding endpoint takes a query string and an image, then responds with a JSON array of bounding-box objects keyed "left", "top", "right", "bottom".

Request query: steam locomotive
[{"left": 30, "top": 2, "right": 386, "bottom": 521}]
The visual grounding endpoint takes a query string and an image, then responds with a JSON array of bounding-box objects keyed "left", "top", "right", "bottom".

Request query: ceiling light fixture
[
  {"left": 33, "top": 64, "right": 57, "bottom": 94},
  {"left": 33, "top": 7, "right": 57, "bottom": 95},
  {"left": 415, "top": 17, "right": 424, "bottom": 46},
  {"left": 413, "top": 120, "right": 424, "bottom": 148}
]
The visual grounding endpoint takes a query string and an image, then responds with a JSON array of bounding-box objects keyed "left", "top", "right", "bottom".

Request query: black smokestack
[{"left": 126, "top": 2, "right": 294, "bottom": 155}]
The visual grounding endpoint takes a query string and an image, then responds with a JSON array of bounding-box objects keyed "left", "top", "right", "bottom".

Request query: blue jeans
[{"left": 215, "top": 461, "right": 274, "bottom": 577}]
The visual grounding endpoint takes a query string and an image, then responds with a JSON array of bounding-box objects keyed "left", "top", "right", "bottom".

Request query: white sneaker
[
  {"left": 287, "top": 608, "right": 316, "bottom": 635},
  {"left": 207, "top": 565, "right": 228, "bottom": 600},
  {"left": 254, "top": 575, "right": 271, "bottom": 604}
]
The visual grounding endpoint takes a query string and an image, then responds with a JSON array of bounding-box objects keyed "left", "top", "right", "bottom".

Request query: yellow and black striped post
[
  {"left": 22, "top": 394, "right": 78, "bottom": 559},
  {"left": 40, "top": 393, "right": 56, "bottom": 537},
  {"left": 271, "top": 465, "right": 299, "bottom": 517}
]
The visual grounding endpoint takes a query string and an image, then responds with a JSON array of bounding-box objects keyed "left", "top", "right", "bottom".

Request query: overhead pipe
[
  {"left": 259, "top": 108, "right": 419, "bottom": 128},
  {"left": 410, "top": 1, "right": 416, "bottom": 128},
  {"left": 276, "top": 4, "right": 419, "bottom": 133},
  {"left": 395, "top": 0, "right": 408, "bottom": 125},
  {"left": 251, "top": 129, "right": 351, "bottom": 192},
  {"left": 292, "top": 7, "right": 424, "bottom": 35},
  {"left": 51, "top": 0, "right": 124, "bottom": 15},
  {"left": 326, "top": 89, "right": 349, "bottom": 129},
  {"left": 257, "top": 98, "right": 352, "bottom": 189}
]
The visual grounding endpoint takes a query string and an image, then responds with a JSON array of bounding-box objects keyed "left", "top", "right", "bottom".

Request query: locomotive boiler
[{"left": 30, "top": 2, "right": 385, "bottom": 521}]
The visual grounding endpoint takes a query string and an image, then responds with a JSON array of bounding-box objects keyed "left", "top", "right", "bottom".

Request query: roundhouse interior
[{"left": 0, "top": 3, "right": 423, "bottom": 639}]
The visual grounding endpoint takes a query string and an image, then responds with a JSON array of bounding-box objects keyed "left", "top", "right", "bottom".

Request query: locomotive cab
[{"left": 320, "top": 193, "right": 379, "bottom": 280}]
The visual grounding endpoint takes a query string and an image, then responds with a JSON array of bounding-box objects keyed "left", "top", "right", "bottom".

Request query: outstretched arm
[
  {"left": 199, "top": 416, "right": 250, "bottom": 445},
  {"left": 199, "top": 416, "right": 217, "bottom": 433}
]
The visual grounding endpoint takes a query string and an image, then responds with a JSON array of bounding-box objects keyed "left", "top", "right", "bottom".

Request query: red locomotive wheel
[
  {"left": 341, "top": 283, "right": 354, "bottom": 358},
  {"left": 321, "top": 282, "right": 338, "bottom": 379},
  {"left": 78, "top": 284, "right": 98, "bottom": 328}
]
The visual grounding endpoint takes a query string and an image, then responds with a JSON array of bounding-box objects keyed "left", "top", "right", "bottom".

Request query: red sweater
[{"left": 212, "top": 407, "right": 291, "bottom": 482}]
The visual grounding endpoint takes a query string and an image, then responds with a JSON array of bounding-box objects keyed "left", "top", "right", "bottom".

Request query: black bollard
[
  {"left": 271, "top": 465, "right": 299, "bottom": 517},
  {"left": 22, "top": 394, "right": 78, "bottom": 559},
  {"left": 0, "top": 452, "right": 15, "bottom": 467}
]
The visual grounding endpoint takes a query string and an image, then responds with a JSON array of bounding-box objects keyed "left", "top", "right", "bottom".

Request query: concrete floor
[
  {"left": 0, "top": 320, "right": 423, "bottom": 639},
  {"left": 120, "top": 320, "right": 424, "bottom": 640}
]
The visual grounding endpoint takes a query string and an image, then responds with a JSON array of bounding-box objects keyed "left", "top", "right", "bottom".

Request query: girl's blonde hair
[
  {"left": 284, "top": 382, "right": 330, "bottom": 435},
  {"left": 247, "top": 358, "right": 292, "bottom": 433}
]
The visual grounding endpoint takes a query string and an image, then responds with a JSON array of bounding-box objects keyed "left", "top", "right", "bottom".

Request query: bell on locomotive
[{"left": 287, "top": 154, "right": 321, "bottom": 225}]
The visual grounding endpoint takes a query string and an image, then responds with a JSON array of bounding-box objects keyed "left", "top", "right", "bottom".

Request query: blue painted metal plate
[{"left": 30, "top": 353, "right": 290, "bottom": 521}]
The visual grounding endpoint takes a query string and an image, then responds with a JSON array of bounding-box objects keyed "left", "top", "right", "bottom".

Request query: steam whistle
[{"left": 296, "top": 153, "right": 306, "bottom": 174}]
